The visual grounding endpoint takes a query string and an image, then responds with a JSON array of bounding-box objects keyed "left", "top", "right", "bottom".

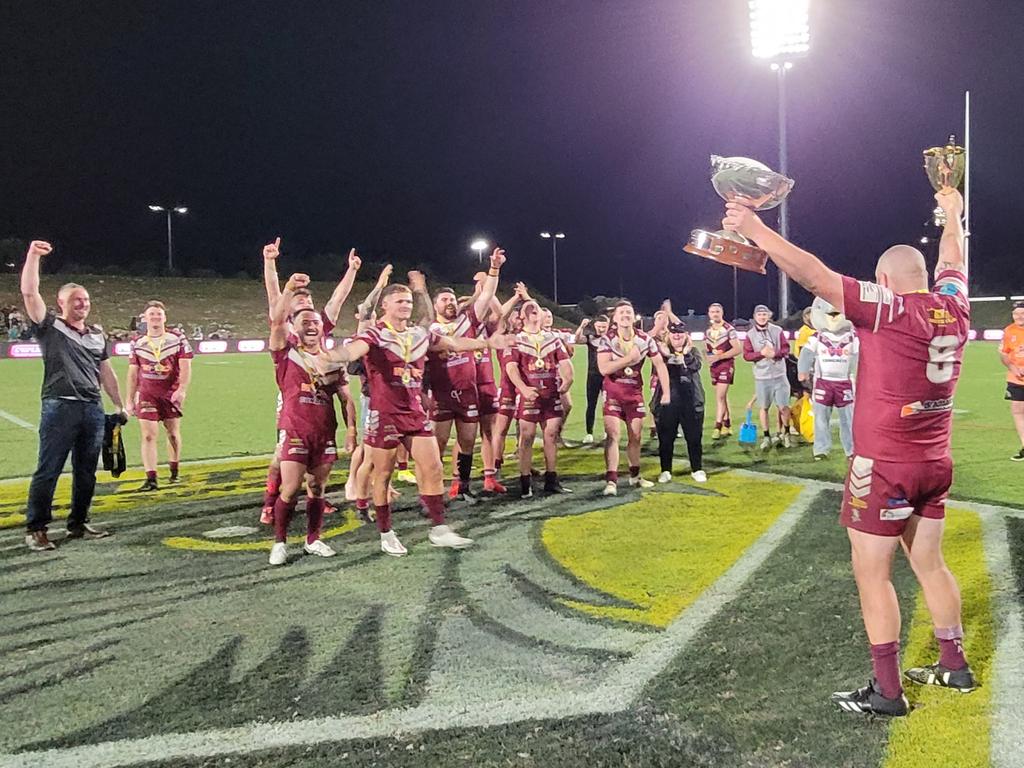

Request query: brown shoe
[
  {"left": 66, "top": 524, "right": 112, "bottom": 540},
  {"left": 25, "top": 530, "right": 56, "bottom": 551}
]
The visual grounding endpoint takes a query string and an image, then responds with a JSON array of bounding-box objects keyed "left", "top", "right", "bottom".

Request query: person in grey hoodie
[{"left": 742, "top": 304, "right": 792, "bottom": 449}]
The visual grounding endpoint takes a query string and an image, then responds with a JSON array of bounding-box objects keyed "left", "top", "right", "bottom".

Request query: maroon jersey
[
  {"left": 129, "top": 332, "right": 193, "bottom": 398},
  {"left": 474, "top": 318, "right": 499, "bottom": 388},
  {"left": 840, "top": 269, "right": 969, "bottom": 462},
  {"left": 357, "top": 322, "right": 439, "bottom": 419},
  {"left": 598, "top": 329, "right": 660, "bottom": 400},
  {"left": 705, "top": 321, "right": 738, "bottom": 371},
  {"left": 271, "top": 343, "right": 339, "bottom": 438},
  {"left": 504, "top": 331, "right": 569, "bottom": 398},
  {"left": 428, "top": 305, "right": 483, "bottom": 394}
]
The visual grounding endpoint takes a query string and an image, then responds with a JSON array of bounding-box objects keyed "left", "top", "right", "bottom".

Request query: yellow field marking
[
  {"left": 883, "top": 509, "right": 994, "bottom": 768},
  {"left": 162, "top": 509, "right": 363, "bottom": 552},
  {"left": 541, "top": 474, "right": 802, "bottom": 628}
]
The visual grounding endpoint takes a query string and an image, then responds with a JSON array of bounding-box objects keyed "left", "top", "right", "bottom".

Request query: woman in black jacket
[{"left": 653, "top": 321, "right": 707, "bottom": 483}]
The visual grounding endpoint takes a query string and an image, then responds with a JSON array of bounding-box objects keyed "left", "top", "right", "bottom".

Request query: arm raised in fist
[{"left": 21, "top": 240, "right": 52, "bottom": 324}]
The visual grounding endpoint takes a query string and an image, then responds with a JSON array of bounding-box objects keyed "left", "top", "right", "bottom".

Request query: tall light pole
[
  {"left": 749, "top": 0, "right": 810, "bottom": 319},
  {"left": 539, "top": 231, "right": 565, "bottom": 304},
  {"left": 148, "top": 205, "right": 188, "bottom": 272},
  {"left": 470, "top": 238, "right": 489, "bottom": 264}
]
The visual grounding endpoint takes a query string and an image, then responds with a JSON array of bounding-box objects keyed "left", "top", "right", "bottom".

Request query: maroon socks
[
  {"left": 870, "top": 640, "right": 903, "bottom": 699},
  {"left": 936, "top": 625, "right": 968, "bottom": 670}
]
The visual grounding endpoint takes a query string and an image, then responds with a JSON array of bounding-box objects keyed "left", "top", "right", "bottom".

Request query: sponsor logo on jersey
[
  {"left": 900, "top": 397, "right": 954, "bottom": 417},
  {"left": 927, "top": 308, "right": 957, "bottom": 325}
]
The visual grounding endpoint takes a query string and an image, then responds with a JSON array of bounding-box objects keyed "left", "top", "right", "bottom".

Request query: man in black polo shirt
[{"left": 20, "top": 240, "right": 126, "bottom": 551}]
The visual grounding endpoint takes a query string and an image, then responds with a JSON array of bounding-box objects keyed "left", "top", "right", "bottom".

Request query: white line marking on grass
[
  {"left": 0, "top": 453, "right": 275, "bottom": 486},
  {"left": 0, "top": 410, "right": 34, "bottom": 430},
  {"left": 0, "top": 479, "right": 823, "bottom": 768}
]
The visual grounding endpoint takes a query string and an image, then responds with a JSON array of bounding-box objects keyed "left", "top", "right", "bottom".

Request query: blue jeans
[{"left": 26, "top": 399, "right": 105, "bottom": 532}]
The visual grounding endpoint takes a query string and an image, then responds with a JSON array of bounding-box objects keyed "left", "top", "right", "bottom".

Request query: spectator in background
[
  {"left": 1001, "top": 301, "right": 1024, "bottom": 462},
  {"left": 743, "top": 304, "right": 792, "bottom": 450}
]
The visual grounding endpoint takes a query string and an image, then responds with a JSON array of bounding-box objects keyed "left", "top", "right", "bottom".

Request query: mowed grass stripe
[
  {"left": 640, "top": 489, "right": 920, "bottom": 768},
  {"left": 541, "top": 474, "right": 802, "bottom": 628},
  {"left": 884, "top": 509, "right": 994, "bottom": 767}
]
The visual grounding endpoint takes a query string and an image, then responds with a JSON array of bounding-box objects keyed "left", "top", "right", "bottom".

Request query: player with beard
[
  {"left": 598, "top": 301, "right": 670, "bottom": 495},
  {"left": 503, "top": 300, "right": 574, "bottom": 497},
  {"left": 126, "top": 301, "right": 193, "bottom": 490},
  {"left": 266, "top": 274, "right": 343, "bottom": 566},
  {"left": 704, "top": 302, "right": 741, "bottom": 438},
  {"left": 316, "top": 276, "right": 510, "bottom": 556},
  {"left": 427, "top": 249, "right": 505, "bottom": 500},
  {"left": 723, "top": 189, "right": 974, "bottom": 717},
  {"left": 260, "top": 239, "right": 360, "bottom": 523}
]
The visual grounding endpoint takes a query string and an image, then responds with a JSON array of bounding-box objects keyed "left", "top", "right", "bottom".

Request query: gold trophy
[
  {"left": 683, "top": 155, "right": 795, "bottom": 274},
  {"left": 923, "top": 135, "right": 965, "bottom": 226}
]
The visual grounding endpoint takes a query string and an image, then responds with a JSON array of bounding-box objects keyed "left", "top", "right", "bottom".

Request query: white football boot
[
  {"left": 268, "top": 542, "right": 289, "bottom": 566},
  {"left": 428, "top": 524, "right": 473, "bottom": 549},
  {"left": 380, "top": 530, "right": 408, "bottom": 557},
  {"left": 303, "top": 539, "right": 336, "bottom": 558}
]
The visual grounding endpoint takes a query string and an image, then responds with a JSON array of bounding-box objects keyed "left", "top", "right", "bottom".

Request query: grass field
[{"left": 1, "top": 344, "right": 1022, "bottom": 768}]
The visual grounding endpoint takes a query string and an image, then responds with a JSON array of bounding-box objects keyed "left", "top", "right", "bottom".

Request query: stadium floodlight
[
  {"left": 748, "top": 0, "right": 810, "bottom": 60},
  {"left": 149, "top": 203, "right": 189, "bottom": 272},
  {"left": 470, "top": 238, "right": 488, "bottom": 263},
  {"left": 539, "top": 231, "right": 566, "bottom": 304}
]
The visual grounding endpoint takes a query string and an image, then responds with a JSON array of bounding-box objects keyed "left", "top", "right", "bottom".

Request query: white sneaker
[
  {"left": 628, "top": 476, "right": 654, "bottom": 489},
  {"left": 657, "top": 471, "right": 672, "bottom": 484},
  {"left": 691, "top": 470, "right": 708, "bottom": 483},
  {"left": 303, "top": 539, "right": 336, "bottom": 558},
  {"left": 344, "top": 481, "right": 357, "bottom": 501},
  {"left": 380, "top": 530, "right": 407, "bottom": 557},
  {"left": 602, "top": 481, "right": 618, "bottom": 496},
  {"left": 773, "top": 434, "right": 783, "bottom": 447},
  {"left": 760, "top": 436, "right": 772, "bottom": 451},
  {"left": 582, "top": 433, "right": 594, "bottom": 445},
  {"left": 782, "top": 433, "right": 792, "bottom": 449},
  {"left": 268, "top": 542, "right": 289, "bottom": 566},
  {"left": 428, "top": 524, "right": 473, "bottom": 549}
]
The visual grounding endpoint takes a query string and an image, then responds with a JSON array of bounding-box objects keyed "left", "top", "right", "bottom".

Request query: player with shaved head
[{"left": 723, "top": 188, "right": 974, "bottom": 716}]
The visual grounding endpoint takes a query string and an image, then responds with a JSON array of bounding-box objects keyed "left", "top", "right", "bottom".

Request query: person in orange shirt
[{"left": 1002, "top": 301, "right": 1024, "bottom": 462}]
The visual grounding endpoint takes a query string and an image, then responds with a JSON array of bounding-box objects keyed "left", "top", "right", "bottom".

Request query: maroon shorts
[
  {"left": 840, "top": 455, "right": 953, "bottom": 537},
  {"left": 604, "top": 394, "right": 647, "bottom": 423},
  {"left": 477, "top": 381, "right": 500, "bottom": 417},
  {"left": 813, "top": 379, "right": 854, "bottom": 407},
  {"left": 364, "top": 411, "right": 434, "bottom": 449},
  {"left": 136, "top": 395, "right": 182, "bottom": 422},
  {"left": 497, "top": 388, "right": 518, "bottom": 417},
  {"left": 430, "top": 384, "right": 480, "bottom": 423},
  {"left": 517, "top": 396, "right": 564, "bottom": 424},
  {"left": 710, "top": 361, "right": 735, "bottom": 385},
  {"left": 277, "top": 429, "right": 337, "bottom": 469}
]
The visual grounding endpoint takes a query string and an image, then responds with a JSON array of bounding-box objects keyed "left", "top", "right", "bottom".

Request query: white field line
[
  {"left": 0, "top": 410, "right": 34, "bottom": 431},
  {"left": 0, "top": 479, "right": 823, "bottom": 768}
]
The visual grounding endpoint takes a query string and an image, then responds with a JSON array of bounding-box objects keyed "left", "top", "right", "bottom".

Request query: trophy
[
  {"left": 923, "top": 135, "right": 965, "bottom": 226},
  {"left": 683, "top": 155, "right": 795, "bottom": 274}
]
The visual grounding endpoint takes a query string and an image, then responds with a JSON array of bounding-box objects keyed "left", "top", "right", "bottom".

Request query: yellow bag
[{"left": 797, "top": 393, "right": 815, "bottom": 442}]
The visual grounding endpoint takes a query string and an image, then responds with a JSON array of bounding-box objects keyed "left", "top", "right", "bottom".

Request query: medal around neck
[
  {"left": 923, "top": 135, "right": 965, "bottom": 227},
  {"left": 683, "top": 155, "right": 794, "bottom": 275}
]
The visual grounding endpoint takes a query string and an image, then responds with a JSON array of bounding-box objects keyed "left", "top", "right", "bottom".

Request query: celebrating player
[
  {"left": 597, "top": 301, "right": 670, "bottom": 495},
  {"left": 316, "top": 275, "right": 510, "bottom": 556},
  {"left": 126, "top": 301, "right": 193, "bottom": 490},
  {"left": 723, "top": 188, "right": 975, "bottom": 717},
  {"left": 1000, "top": 301, "right": 1024, "bottom": 461},
  {"left": 704, "top": 302, "right": 741, "bottom": 438},
  {"left": 427, "top": 249, "right": 505, "bottom": 499},
  {"left": 266, "top": 274, "right": 343, "bottom": 566},
  {"left": 743, "top": 304, "right": 792, "bottom": 450},
  {"left": 502, "top": 300, "right": 574, "bottom": 496}
]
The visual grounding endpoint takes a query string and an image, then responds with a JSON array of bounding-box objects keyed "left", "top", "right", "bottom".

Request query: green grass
[{"left": 1, "top": 342, "right": 1020, "bottom": 509}]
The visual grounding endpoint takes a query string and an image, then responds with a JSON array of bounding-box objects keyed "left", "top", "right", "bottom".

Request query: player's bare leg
[
  {"left": 269, "top": 460, "right": 334, "bottom": 565},
  {"left": 493, "top": 412, "right": 514, "bottom": 467},
  {"left": 261, "top": 449, "right": 283, "bottom": 524},
  {"left": 558, "top": 393, "right": 576, "bottom": 447},
  {"left": 602, "top": 415, "right": 622, "bottom": 495},
  {"left": 163, "top": 417, "right": 182, "bottom": 483},
  {"left": 394, "top": 443, "right": 416, "bottom": 484},
  {"left": 541, "top": 417, "right": 570, "bottom": 493},
  {"left": 779, "top": 405, "right": 793, "bottom": 447},
  {"left": 899, "top": 515, "right": 975, "bottom": 691},
  {"left": 450, "top": 419, "right": 479, "bottom": 500},
  {"left": 479, "top": 413, "right": 505, "bottom": 494},
  {"left": 517, "top": 419, "right": 538, "bottom": 498},
  {"left": 409, "top": 434, "right": 472, "bottom": 548},
  {"left": 714, "top": 382, "right": 731, "bottom": 437},
  {"left": 345, "top": 444, "right": 364, "bottom": 500},
  {"left": 434, "top": 418, "right": 455, "bottom": 481},
  {"left": 365, "top": 445, "right": 407, "bottom": 556},
  {"left": 1012, "top": 401, "right": 1024, "bottom": 458},
  {"left": 354, "top": 450, "right": 375, "bottom": 524},
  {"left": 625, "top": 416, "right": 652, "bottom": 488},
  {"left": 138, "top": 419, "right": 160, "bottom": 492}
]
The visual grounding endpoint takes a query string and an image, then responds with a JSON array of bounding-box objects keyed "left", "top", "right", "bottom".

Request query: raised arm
[
  {"left": 472, "top": 248, "right": 505, "bottom": 321},
  {"left": 722, "top": 203, "right": 844, "bottom": 310},
  {"left": 20, "top": 240, "right": 51, "bottom": 324},
  {"left": 357, "top": 264, "right": 393, "bottom": 321},
  {"left": 269, "top": 273, "right": 305, "bottom": 351},
  {"left": 317, "top": 338, "right": 369, "bottom": 368},
  {"left": 407, "top": 271, "right": 434, "bottom": 328},
  {"left": 572, "top": 318, "right": 591, "bottom": 344},
  {"left": 934, "top": 189, "right": 966, "bottom": 277},
  {"left": 262, "top": 237, "right": 282, "bottom": 313},
  {"left": 324, "top": 249, "right": 362, "bottom": 324}
]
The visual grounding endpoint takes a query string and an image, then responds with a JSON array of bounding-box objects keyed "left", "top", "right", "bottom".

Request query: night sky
[{"left": 3, "top": 0, "right": 1022, "bottom": 315}]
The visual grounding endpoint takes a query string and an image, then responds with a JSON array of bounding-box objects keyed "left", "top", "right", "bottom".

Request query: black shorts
[{"left": 1006, "top": 382, "right": 1024, "bottom": 402}]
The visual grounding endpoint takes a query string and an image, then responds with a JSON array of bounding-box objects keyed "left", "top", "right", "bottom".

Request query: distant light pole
[
  {"left": 749, "top": 0, "right": 810, "bottom": 319},
  {"left": 539, "top": 231, "right": 566, "bottom": 304},
  {"left": 470, "top": 238, "right": 489, "bottom": 264},
  {"left": 149, "top": 205, "right": 188, "bottom": 272}
]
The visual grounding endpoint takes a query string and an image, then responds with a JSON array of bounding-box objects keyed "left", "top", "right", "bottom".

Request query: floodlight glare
[
  {"left": 554, "top": 232, "right": 566, "bottom": 239},
  {"left": 148, "top": 205, "right": 164, "bottom": 212},
  {"left": 470, "top": 239, "right": 488, "bottom": 251},
  {"left": 749, "top": 0, "right": 810, "bottom": 60},
  {"left": 539, "top": 231, "right": 552, "bottom": 238},
  {"left": 174, "top": 206, "right": 189, "bottom": 214}
]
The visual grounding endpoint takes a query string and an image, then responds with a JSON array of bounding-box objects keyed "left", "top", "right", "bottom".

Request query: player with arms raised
[{"left": 723, "top": 188, "right": 974, "bottom": 716}]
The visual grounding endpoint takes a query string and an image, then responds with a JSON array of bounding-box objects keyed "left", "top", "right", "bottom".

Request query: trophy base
[{"left": 683, "top": 229, "right": 768, "bottom": 274}]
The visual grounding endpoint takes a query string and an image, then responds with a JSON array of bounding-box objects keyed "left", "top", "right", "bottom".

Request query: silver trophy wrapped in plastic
[
  {"left": 923, "top": 135, "right": 965, "bottom": 227},
  {"left": 683, "top": 155, "right": 795, "bottom": 274}
]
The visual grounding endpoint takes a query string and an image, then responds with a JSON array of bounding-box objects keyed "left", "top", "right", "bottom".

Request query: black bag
[{"left": 102, "top": 412, "right": 128, "bottom": 477}]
